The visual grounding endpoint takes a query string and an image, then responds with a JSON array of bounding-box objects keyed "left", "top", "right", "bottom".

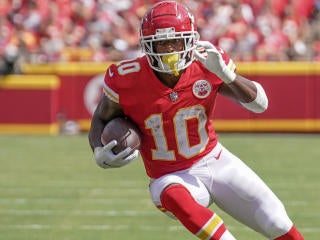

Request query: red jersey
[{"left": 103, "top": 55, "right": 234, "bottom": 178}]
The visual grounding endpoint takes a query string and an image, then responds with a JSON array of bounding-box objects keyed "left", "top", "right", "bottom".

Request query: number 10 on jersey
[{"left": 145, "top": 105, "right": 209, "bottom": 161}]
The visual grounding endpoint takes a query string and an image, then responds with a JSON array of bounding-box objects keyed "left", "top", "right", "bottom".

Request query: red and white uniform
[
  {"left": 99, "top": 0, "right": 303, "bottom": 238},
  {"left": 103, "top": 54, "right": 297, "bottom": 239},
  {"left": 103, "top": 55, "right": 231, "bottom": 178}
]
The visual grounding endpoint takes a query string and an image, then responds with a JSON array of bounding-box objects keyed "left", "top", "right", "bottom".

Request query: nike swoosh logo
[
  {"left": 108, "top": 68, "right": 114, "bottom": 77},
  {"left": 214, "top": 149, "right": 222, "bottom": 160}
]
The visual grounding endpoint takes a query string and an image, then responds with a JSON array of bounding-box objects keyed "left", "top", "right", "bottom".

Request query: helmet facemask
[{"left": 140, "top": 27, "right": 199, "bottom": 76}]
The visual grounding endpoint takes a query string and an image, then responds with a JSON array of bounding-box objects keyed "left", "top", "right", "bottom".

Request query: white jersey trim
[{"left": 103, "top": 83, "right": 119, "bottom": 103}]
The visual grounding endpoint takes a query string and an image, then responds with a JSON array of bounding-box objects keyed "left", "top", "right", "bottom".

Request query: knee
[
  {"left": 161, "top": 184, "right": 192, "bottom": 211},
  {"left": 256, "top": 203, "right": 293, "bottom": 238},
  {"left": 161, "top": 184, "right": 206, "bottom": 220},
  {"left": 149, "top": 173, "right": 212, "bottom": 217}
]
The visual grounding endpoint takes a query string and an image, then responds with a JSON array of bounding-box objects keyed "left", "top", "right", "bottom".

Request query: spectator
[{"left": 0, "top": 0, "right": 319, "bottom": 68}]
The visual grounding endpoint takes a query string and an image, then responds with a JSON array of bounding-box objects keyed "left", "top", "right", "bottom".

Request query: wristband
[{"left": 221, "top": 67, "right": 236, "bottom": 84}]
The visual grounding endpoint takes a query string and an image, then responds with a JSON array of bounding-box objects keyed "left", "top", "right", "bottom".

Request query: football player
[{"left": 88, "top": 1, "right": 304, "bottom": 239}]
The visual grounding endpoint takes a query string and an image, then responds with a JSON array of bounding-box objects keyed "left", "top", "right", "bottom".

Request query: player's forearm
[
  {"left": 227, "top": 75, "right": 257, "bottom": 102},
  {"left": 227, "top": 75, "right": 268, "bottom": 113},
  {"left": 88, "top": 114, "right": 105, "bottom": 151}
]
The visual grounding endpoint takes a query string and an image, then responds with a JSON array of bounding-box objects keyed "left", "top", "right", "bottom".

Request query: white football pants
[{"left": 150, "top": 142, "right": 293, "bottom": 239}]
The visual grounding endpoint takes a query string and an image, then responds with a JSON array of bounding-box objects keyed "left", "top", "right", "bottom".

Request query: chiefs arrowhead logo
[{"left": 192, "top": 80, "right": 212, "bottom": 99}]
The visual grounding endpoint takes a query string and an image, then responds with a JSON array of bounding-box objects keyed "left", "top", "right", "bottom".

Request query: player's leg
[
  {"left": 205, "top": 143, "right": 303, "bottom": 239},
  {"left": 274, "top": 225, "right": 304, "bottom": 240},
  {"left": 149, "top": 173, "right": 236, "bottom": 240}
]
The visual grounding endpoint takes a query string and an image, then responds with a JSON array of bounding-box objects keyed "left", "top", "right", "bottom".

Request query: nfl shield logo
[{"left": 169, "top": 91, "right": 179, "bottom": 102}]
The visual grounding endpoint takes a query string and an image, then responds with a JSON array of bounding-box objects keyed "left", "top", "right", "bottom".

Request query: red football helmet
[{"left": 140, "top": 1, "right": 199, "bottom": 74}]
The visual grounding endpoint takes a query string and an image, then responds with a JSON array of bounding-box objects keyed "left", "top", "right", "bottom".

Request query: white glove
[
  {"left": 194, "top": 41, "right": 236, "bottom": 84},
  {"left": 94, "top": 140, "right": 139, "bottom": 168}
]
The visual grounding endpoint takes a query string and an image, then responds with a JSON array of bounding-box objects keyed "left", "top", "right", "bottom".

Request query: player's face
[{"left": 153, "top": 39, "right": 184, "bottom": 53}]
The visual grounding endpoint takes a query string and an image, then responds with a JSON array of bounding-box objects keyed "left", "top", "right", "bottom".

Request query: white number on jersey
[{"left": 145, "top": 105, "right": 209, "bottom": 161}]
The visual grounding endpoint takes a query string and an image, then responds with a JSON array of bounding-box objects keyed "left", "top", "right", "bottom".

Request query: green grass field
[{"left": 0, "top": 133, "right": 319, "bottom": 240}]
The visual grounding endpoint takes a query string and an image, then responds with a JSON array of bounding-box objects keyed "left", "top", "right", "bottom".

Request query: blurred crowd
[{"left": 1, "top": 0, "right": 320, "bottom": 75}]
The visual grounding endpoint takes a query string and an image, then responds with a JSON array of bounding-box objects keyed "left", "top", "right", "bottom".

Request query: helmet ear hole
[{"left": 139, "top": 1, "right": 199, "bottom": 74}]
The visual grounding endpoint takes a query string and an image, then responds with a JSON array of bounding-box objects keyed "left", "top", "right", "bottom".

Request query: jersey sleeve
[{"left": 103, "top": 64, "right": 120, "bottom": 104}]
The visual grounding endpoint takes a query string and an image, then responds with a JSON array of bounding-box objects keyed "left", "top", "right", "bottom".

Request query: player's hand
[
  {"left": 194, "top": 41, "right": 236, "bottom": 84},
  {"left": 94, "top": 140, "right": 139, "bottom": 168}
]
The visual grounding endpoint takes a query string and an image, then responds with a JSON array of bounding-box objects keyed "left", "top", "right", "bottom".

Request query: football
[{"left": 101, "top": 117, "right": 142, "bottom": 154}]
